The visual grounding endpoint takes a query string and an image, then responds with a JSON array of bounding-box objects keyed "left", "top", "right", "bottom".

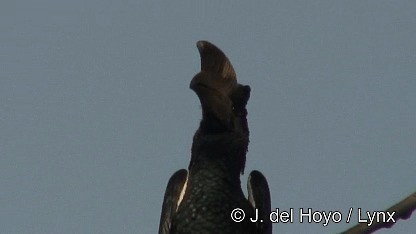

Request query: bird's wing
[
  {"left": 158, "top": 169, "right": 188, "bottom": 234},
  {"left": 247, "top": 170, "right": 272, "bottom": 234}
]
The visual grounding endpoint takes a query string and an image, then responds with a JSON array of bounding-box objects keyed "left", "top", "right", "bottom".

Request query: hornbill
[{"left": 158, "top": 41, "right": 272, "bottom": 234}]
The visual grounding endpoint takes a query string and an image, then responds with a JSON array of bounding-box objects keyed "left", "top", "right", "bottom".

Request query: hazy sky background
[{"left": 1, "top": 1, "right": 415, "bottom": 233}]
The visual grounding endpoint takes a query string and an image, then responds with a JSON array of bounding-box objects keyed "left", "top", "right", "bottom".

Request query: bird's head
[
  {"left": 190, "top": 41, "right": 238, "bottom": 131},
  {"left": 189, "top": 41, "right": 250, "bottom": 175}
]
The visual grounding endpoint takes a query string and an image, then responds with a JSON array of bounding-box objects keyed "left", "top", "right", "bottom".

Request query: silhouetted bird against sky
[{"left": 159, "top": 41, "right": 271, "bottom": 234}]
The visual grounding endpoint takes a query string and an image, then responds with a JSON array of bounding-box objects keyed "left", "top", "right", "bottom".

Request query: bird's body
[{"left": 159, "top": 41, "right": 271, "bottom": 234}]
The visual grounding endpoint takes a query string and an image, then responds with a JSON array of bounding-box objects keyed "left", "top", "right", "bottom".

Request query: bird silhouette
[{"left": 159, "top": 41, "right": 271, "bottom": 234}]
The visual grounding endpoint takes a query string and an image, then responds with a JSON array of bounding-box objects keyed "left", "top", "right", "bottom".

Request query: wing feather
[
  {"left": 247, "top": 170, "right": 272, "bottom": 234},
  {"left": 158, "top": 169, "right": 188, "bottom": 234}
]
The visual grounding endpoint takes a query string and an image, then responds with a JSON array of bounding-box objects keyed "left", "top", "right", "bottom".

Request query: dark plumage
[{"left": 159, "top": 41, "right": 271, "bottom": 234}]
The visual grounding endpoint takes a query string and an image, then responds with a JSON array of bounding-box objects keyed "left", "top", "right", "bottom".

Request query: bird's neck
[{"left": 188, "top": 130, "right": 247, "bottom": 184}]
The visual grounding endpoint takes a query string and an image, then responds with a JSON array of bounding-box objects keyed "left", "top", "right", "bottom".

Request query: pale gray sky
[{"left": 1, "top": 1, "right": 415, "bottom": 233}]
